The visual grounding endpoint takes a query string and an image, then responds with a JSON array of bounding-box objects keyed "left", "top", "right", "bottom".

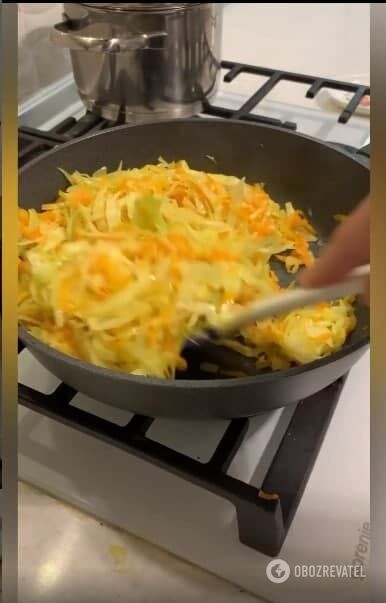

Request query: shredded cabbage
[{"left": 18, "top": 160, "right": 357, "bottom": 378}]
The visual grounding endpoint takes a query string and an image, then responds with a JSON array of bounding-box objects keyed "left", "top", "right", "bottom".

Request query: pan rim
[
  {"left": 18, "top": 118, "right": 370, "bottom": 389},
  {"left": 19, "top": 117, "right": 370, "bottom": 176},
  {"left": 19, "top": 325, "right": 369, "bottom": 389}
]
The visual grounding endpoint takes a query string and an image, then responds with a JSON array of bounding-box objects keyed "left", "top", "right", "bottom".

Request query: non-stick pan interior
[
  {"left": 19, "top": 119, "right": 370, "bottom": 352},
  {"left": 20, "top": 120, "right": 369, "bottom": 235}
]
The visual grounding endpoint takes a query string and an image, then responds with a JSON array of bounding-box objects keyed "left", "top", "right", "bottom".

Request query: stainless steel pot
[{"left": 51, "top": 3, "right": 223, "bottom": 122}]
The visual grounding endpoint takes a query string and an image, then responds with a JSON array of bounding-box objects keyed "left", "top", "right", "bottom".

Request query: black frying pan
[{"left": 19, "top": 119, "right": 369, "bottom": 418}]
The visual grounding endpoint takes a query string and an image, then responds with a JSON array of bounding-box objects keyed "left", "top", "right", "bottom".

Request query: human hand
[{"left": 299, "top": 196, "right": 369, "bottom": 304}]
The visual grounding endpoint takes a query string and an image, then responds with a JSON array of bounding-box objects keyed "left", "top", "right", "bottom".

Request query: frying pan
[{"left": 19, "top": 119, "right": 369, "bottom": 418}]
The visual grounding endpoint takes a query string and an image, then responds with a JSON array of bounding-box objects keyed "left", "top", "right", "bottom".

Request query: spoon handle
[{"left": 218, "top": 264, "right": 370, "bottom": 338}]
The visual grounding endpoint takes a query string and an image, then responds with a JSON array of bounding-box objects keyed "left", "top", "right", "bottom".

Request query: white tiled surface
[
  {"left": 18, "top": 3, "right": 71, "bottom": 103},
  {"left": 223, "top": 3, "right": 370, "bottom": 84}
]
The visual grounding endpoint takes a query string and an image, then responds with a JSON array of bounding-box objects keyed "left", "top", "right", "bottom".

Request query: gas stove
[
  {"left": 17, "top": 62, "right": 370, "bottom": 603},
  {"left": 18, "top": 61, "right": 370, "bottom": 158}
]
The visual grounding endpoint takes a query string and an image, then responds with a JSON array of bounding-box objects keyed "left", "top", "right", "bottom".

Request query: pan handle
[{"left": 51, "top": 22, "right": 167, "bottom": 53}]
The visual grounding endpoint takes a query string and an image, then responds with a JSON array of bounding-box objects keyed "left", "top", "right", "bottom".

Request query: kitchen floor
[{"left": 19, "top": 482, "right": 263, "bottom": 603}]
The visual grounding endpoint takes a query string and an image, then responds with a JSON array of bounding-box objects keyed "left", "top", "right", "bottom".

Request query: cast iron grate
[
  {"left": 18, "top": 336, "right": 343, "bottom": 556},
  {"left": 207, "top": 61, "right": 370, "bottom": 128}
]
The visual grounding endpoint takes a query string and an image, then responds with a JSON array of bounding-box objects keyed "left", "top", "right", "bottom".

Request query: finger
[{"left": 300, "top": 197, "right": 369, "bottom": 288}]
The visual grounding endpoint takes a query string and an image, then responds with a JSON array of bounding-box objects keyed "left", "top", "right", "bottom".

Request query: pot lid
[{"left": 80, "top": 3, "right": 204, "bottom": 12}]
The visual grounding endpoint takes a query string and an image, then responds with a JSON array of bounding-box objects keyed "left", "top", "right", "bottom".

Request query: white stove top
[
  {"left": 18, "top": 350, "right": 370, "bottom": 603},
  {"left": 18, "top": 85, "right": 370, "bottom": 603}
]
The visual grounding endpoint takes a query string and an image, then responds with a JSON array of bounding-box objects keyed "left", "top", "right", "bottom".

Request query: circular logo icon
[{"left": 266, "top": 559, "right": 291, "bottom": 583}]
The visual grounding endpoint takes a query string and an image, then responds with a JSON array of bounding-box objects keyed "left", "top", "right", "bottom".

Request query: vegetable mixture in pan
[{"left": 18, "top": 160, "right": 356, "bottom": 378}]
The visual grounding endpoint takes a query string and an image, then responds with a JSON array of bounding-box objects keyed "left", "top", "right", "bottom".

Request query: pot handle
[{"left": 51, "top": 22, "right": 167, "bottom": 53}]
